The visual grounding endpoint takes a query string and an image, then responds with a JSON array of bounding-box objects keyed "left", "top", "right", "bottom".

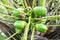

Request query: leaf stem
[
  {"left": 0, "top": 2, "right": 16, "bottom": 10},
  {"left": 39, "top": 0, "right": 46, "bottom": 7},
  {"left": 21, "top": 16, "right": 31, "bottom": 40},
  {"left": 31, "top": 27, "right": 35, "bottom": 40},
  {"left": 23, "top": 0, "right": 28, "bottom": 8},
  {"left": 6, "top": 32, "right": 18, "bottom": 40},
  {"left": 49, "top": 25, "right": 60, "bottom": 27},
  {"left": 32, "top": 0, "right": 36, "bottom": 8},
  {"left": 34, "top": 15, "right": 60, "bottom": 20}
]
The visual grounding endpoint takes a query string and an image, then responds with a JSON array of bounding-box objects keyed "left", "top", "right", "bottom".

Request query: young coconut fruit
[
  {"left": 35, "top": 24, "right": 48, "bottom": 32},
  {"left": 12, "top": 8, "right": 25, "bottom": 17},
  {"left": 13, "top": 20, "right": 27, "bottom": 29},
  {"left": 33, "top": 6, "right": 47, "bottom": 16}
]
